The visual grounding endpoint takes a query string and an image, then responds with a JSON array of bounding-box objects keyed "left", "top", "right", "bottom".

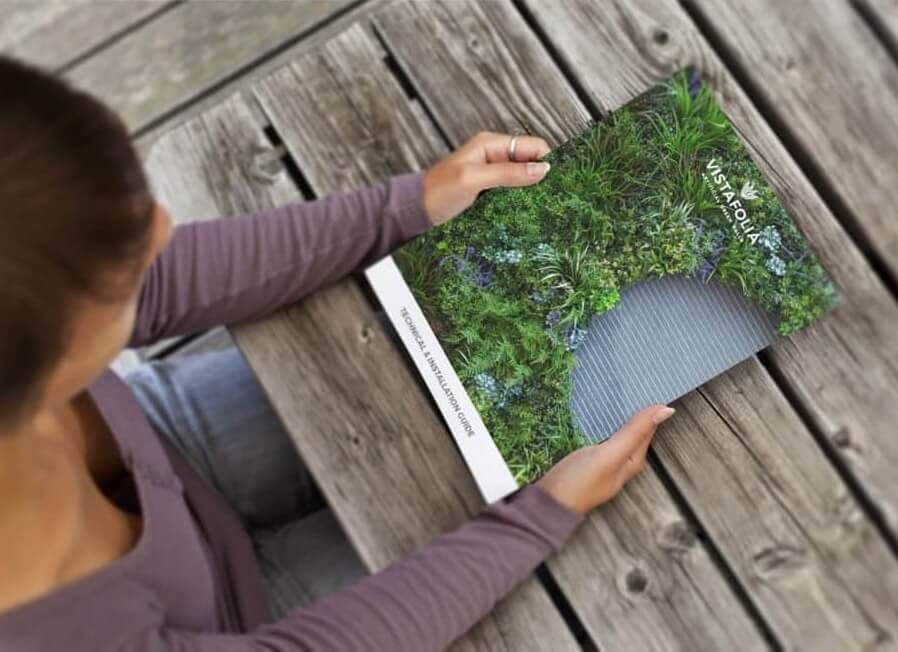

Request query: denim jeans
[{"left": 124, "top": 345, "right": 366, "bottom": 618}]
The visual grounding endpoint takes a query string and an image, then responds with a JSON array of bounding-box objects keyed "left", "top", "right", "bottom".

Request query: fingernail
[
  {"left": 527, "top": 162, "right": 550, "bottom": 178},
  {"left": 652, "top": 406, "right": 676, "bottom": 425}
]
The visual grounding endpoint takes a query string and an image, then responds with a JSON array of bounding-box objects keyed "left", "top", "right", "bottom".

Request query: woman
[{"left": 0, "top": 56, "right": 674, "bottom": 651}]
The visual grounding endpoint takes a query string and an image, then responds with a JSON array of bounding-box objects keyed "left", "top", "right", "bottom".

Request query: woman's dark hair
[{"left": 0, "top": 56, "right": 155, "bottom": 426}]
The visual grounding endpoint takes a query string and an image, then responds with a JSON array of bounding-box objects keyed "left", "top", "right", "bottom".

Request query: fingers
[
  {"left": 452, "top": 131, "right": 552, "bottom": 192},
  {"left": 602, "top": 404, "right": 674, "bottom": 465},
  {"left": 465, "top": 131, "right": 552, "bottom": 163},
  {"left": 623, "top": 435, "right": 653, "bottom": 481},
  {"left": 465, "top": 160, "right": 551, "bottom": 190}
]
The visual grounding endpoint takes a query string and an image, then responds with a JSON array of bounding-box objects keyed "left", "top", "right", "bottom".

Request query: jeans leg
[
  {"left": 125, "top": 346, "right": 325, "bottom": 529},
  {"left": 253, "top": 510, "right": 367, "bottom": 618}
]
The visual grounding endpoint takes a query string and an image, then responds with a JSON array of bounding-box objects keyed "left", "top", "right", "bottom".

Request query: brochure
[{"left": 365, "top": 68, "right": 838, "bottom": 502}]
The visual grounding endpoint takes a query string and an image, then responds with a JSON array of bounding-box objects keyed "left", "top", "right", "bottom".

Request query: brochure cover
[{"left": 366, "top": 68, "right": 838, "bottom": 502}]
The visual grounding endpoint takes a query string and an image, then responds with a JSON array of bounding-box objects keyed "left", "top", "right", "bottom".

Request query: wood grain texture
[
  {"left": 676, "top": 363, "right": 898, "bottom": 650},
  {"left": 521, "top": 0, "right": 898, "bottom": 648},
  {"left": 857, "top": 0, "right": 898, "bottom": 46},
  {"left": 140, "top": 91, "right": 293, "bottom": 357},
  {"left": 544, "top": 469, "right": 764, "bottom": 651},
  {"left": 377, "top": 0, "right": 590, "bottom": 146},
  {"left": 64, "top": 0, "right": 357, "bottom": 132},
  {"left": 253, "top": 26, "right": 446, "bottom": 193},
  {"left": 0, "top": 0, "right": 171, "bottom": 70},
  {"left": 145, "top": 63, "right": 578, "bottom": 651},
  {"left": 685, "top": 0, "right": 898, "bottom": 277},
  {"left": 372, "top": 2, "right": 769, "bottom": 649},
  {"left": 134, "top": 0, "right": 397, "bottom": 157},
  {"left": 130, "top": 0, "right": 393, "bottom": 355}
]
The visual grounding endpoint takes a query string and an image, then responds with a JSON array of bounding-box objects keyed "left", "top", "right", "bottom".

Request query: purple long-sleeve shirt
[{"left": 0, "top": 172, "right": 583, "bottom": 651}]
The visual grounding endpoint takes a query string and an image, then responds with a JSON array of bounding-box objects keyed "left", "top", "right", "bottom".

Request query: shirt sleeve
[
  {"left": 129, "top": 172, "right": 432, "bottom": 347},
  {"left": 125, "top": 486, "right": 583, "bottom": 652}
]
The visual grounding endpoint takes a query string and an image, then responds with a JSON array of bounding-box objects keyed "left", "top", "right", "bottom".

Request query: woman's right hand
[{"left": 535, "top": 405, "right": 675, "bottom": 514}]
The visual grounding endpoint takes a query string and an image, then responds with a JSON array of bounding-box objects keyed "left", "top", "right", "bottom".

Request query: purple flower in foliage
[
  {"left": 561, "top": 324, "right": 588, "bottom": 351},
  {"left": 470, "top": 261, "right": 495, "bottom": 288},
  {"left": 687, "top": 68, "right": 702, "bottom": 97},
  {"left": 696, "top": 231, "right": 727, "bottom": 283},
  {"left": 442, "top": 244, "right": 495, "bottom": 289}
]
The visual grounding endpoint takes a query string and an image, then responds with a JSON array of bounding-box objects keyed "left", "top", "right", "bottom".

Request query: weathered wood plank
[
  {"left": 253, "top": 29, "right": 445, "bottom": 192},
  {"left": 134, "top": 0, "right": 397, "bottom": 157},
  {"left": 130, "top": 0, "right": 389, "bottom": 360},
  {"left": 129, "top": 0, "right": 394, "bottom": 358},
  {"left": 545, "top": 470, "right": 765, "bottom": 651},
  {"left": 379, "top": 0, "right": 589, "bottom": 147},
  {"left": 685, "top": 0, "right": 898, "bottom": 277},
  {"left": 858, "top": 0, "right": 898, "bottom": 50},
  {"left": 287, "top": 5, "right": 767, "bottom": 650},
  {"left": 0, "top": 0, "right": 171, "bottom": 70},
  {"left": 139, "top": 91, "right": 291, "bottom": 359},
  {"left": 856, "top": 0, "right": 898, "bottom": 44},
  {"left": 65, "top": 0, "right": 358, "bottom": 133},
  {"left": 518, "top": 0, "right": 898, "bottom": 647},
  {"left": 680, "top": 364, "right": 898, "bottom": 649},
  {"left": 145, "top": 82, "right": 577, "bottom": 651}
]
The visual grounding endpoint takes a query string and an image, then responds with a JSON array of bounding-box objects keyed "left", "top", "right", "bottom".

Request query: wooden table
[{"left": 9, "top": 0, "right": 898, "bottom": 649}]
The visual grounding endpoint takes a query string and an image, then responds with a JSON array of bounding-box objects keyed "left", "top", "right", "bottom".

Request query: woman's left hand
[{"left": 423, "top": 131, "right": 552, "bottom": 226}]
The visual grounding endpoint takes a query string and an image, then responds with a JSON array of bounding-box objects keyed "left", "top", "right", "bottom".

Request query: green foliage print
[{"left": 393, "top": 68, "right": 838, "bottom": 483}]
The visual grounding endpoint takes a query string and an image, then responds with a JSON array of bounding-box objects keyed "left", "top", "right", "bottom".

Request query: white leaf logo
[{"left": 740, "top": 180, "right": 760, "bottom": 201}]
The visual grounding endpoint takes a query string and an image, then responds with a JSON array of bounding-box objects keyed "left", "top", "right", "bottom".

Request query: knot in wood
[
  {"left": 833, "top": 489, "right": 863, "bottom": 532},
  {"left": 752, "top": 544, "right": 807, "bottom": 582},
  {"left": 621, "top": 567, "right": 650, "bottom": 597},
  {"left": 652, "top": 28, "right": 670, "bottom": 46},
  {"left": 831, "top": 427, "right": 852, "bottom": 449},
  {"left": 247, "top": 143, "right": 285, "bottom": 184},
  {"left": 659, "top": 520, "right": 697, "bottom": 554},
  {"left": 358, "top": 324, "right": 374, "bottom": 343}
]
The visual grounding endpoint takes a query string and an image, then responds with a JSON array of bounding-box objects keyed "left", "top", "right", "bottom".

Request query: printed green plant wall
[{"left": 394, "top": 68, "right": 838, "bottom": 483}]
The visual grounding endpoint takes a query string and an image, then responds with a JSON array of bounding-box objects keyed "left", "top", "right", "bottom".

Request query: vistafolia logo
[
  {"left": 703, "top": 158, "right": 760, "bottom": 244},
  {"left": 740, "top": 180, "right": 760, "bottom": 201}
]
